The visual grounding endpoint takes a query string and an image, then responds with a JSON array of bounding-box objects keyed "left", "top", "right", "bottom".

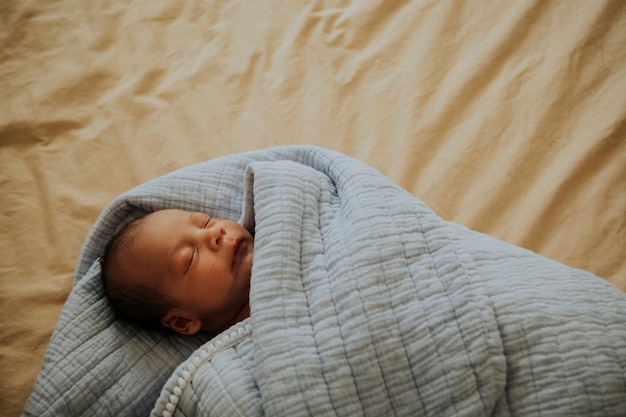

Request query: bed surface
[{"left": 1, "top": 1, "right": 625, "bottom": 416}]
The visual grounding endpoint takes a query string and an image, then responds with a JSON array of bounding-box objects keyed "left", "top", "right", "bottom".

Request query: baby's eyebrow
[
  {"left": 190, "top": 211, "right": 211, "bottom": 228},
  {"left": 189, "top": 211, "right": 201, "bottom": 225}
]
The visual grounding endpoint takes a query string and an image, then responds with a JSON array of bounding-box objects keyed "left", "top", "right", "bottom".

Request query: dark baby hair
[{"left": 100, "top": 215, "right": 178, "bottom": 330}]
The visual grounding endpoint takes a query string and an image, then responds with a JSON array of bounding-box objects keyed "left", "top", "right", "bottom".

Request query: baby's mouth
[{"left": 232, "top": 239, "right": 241, "bottom": 269}]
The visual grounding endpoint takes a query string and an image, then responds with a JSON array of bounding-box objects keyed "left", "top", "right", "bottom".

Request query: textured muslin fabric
[
  {"left": 2, "top": 1, "right": 626, "bottom": 416},
  {"left": 151, "top": 148, "right": 625, "bottom": 416},
  {"left": 23, "top": 147, "right": 626, "bottom": 417}
]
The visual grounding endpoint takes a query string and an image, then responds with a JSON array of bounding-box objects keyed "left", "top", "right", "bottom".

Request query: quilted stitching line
[{"left": 413, "top": 208, "right": 462, "bottom": 416}]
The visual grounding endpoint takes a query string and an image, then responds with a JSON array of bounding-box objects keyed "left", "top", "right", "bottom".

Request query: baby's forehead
[
  {"left": 120, "top": 210, "right": 191, "bottom": 271},
  {"left": 144, "top": 209, "right": 200, "bottom": 226},
  {"left": 128, "top": 209, "right": 228, "bottom": 259}
]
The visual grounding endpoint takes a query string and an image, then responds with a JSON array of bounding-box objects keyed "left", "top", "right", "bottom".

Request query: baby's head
[{"left": 101, "top": 209, "right": 253, "bottom": 335}]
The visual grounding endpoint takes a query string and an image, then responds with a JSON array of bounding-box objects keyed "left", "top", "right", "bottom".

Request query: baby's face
[{"left": 126, "top": 209, "right": 253, "bottom": 333}]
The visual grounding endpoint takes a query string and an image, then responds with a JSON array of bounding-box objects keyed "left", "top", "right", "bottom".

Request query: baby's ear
[{"left": 161, "top": 311, "right": 202, "bottom": 335}]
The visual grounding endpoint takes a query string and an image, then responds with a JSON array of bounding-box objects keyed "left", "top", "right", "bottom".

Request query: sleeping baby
[{"left": 101, "top": 209, "right": 253, "bottom": 335}]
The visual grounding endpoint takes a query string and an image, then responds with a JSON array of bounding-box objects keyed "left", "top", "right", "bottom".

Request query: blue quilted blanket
[{"left": 24, "top": 146, "right": 626, "bottom": 417}]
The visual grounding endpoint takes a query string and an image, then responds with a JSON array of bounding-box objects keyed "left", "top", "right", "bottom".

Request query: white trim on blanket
[{"left": 153, "top": 320, "right": 253, "bottom": 417}]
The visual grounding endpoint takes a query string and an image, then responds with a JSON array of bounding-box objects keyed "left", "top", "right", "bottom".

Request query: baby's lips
[{"left": 232, "top": 239, "right": 241, "bottom": 268}]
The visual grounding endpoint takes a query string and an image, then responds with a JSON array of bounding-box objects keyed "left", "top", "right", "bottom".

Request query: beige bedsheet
[{"left": 1, "top": 1, "right": 624, "bottom": 415}]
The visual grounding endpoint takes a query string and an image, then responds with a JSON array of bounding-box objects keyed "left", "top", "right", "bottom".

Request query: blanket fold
[
  {"left": 248, "top": 159, "right": 507, "bottom": 416},
  {"left": 154, "top": 148, "right": 626, "bottom": 417},
  {"left": 24, "top": 146, "right": 626, "bottom": 417}
]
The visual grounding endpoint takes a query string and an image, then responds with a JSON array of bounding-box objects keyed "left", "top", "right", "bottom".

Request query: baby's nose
[{"left": 205, "top": 226, "right": 225, "bottom": 250}]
